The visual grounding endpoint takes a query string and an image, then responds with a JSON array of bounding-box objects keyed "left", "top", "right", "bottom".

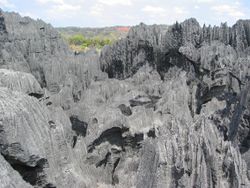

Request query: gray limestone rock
[
  {"left": 0, "top": 69, "right": 44, "bottom": 97},
  {"left": 0, "top": 87, "right": 86, "bottom": 187},
  {"left": 1, "top": 9, "right": 250, "bottom": 188},
  {"left": 0, "top": 155, "right": 32, "bottom": 188},
  {"left": 0, "top": 10, "right": 106, "bottom": 107}
]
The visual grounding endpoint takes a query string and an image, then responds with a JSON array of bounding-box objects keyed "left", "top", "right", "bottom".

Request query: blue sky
[{"left": 0, "top": 0, "right": 249, "bottom": 27}]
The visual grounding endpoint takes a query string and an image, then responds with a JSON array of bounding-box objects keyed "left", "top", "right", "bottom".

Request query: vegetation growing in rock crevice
[{"left": 65, "top": 34, "right": 114, "bottom": 51}]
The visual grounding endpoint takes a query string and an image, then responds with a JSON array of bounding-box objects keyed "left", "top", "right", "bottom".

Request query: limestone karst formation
[{"left": 1, "top": 9, "right": 250, "bottom": 188}]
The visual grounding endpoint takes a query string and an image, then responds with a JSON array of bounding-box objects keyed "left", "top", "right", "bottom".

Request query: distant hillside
[
  {"left": 57, "top": 26, "right": 130, "bottom": 39},
  {"left": 56, "top": 26, "right": 130, "bottom": 51}
]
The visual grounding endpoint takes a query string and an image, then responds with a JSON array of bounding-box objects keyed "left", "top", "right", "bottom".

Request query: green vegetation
[
  {"left": 57, "top": 26, "right": 130, "bottom": 52},
  {"left": 65, "top": 34, "right": 114, "bottom": 51}
]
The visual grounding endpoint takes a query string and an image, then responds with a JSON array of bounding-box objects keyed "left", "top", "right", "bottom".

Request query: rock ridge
[{"left": 0, "top": 11, "right": 250, "bottom": 188}]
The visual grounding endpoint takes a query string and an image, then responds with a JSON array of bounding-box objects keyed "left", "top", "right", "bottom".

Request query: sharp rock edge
[{"left": 0, "top": 9, "right": 250, "bottom": 188}]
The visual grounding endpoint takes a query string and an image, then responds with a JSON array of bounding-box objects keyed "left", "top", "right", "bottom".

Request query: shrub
[
  {"left": 67, "top": 34, "right": 115, "bottom": 51},
  {"left": 68, "top": 34, "right": 86, "bottom": 46}
]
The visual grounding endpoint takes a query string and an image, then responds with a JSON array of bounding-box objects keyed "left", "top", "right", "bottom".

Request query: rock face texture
[
  {"left": 1, "top": 9, "right": 250, "bottom": 188},
  {"left": 0, "top": 69, "right": 43, "bottom": 96},
  {"left": 0, "top": 87, "right": 86, "bottom": 187},
  {"left": 98, "top": 19, "right": 250, "bottom": 187}
]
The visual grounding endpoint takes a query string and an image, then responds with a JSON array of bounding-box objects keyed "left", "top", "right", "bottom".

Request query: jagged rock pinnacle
[{"left": 0, "top": 11, "right": 250, "bottom": 188}]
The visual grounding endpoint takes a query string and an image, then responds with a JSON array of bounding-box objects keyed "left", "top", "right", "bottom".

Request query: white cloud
[
  {"left": 37, "top": 0, "right": 64, "bottom": 4},
  {"left": 90, "top": 4, "right": 104, "bottom": 17},
  {"left": 90, "top": 0, "right": 132, "bottom": 18},
  {"left": 195, "top": 0, "right": 215, "bottom": 3},
  {"left": 0, "top": 0, "right": 15, "bottom": 8},
  {"left": 98, "top": 0, "right": 132, "bottom": 6},
  {"left": 19, "top": 11, "right": 41, "bottom": 20},
  {"left": 47, "top": 4, "right": 81, "bottom": 19},
  {"left": 54, "top": 3, "right": 81, "bottom": 12},
  {"left": 36, "top": 0, "right": 84, "bottom": 8},
  {"left": 141, "top": 5, "right": 189, "bottom": 24},
  {"left": 174, "top": 7, "right": 188, "bottom": 15},
  {"left": 1, "top": 0, "right": 248, "bottom": 27},
  {"left": 36, "top": 0, "right": 83, "bottom": 20},
  {"left": 142, "top": 5, "right": 165, "bottom": 14},
  {"left": 235, "top": 1, "right": 241, "bottom": 6},
  {"left": 142, "top": 5, "right": 188, "bottom": 17},
  {"left": 121, "top": 14, "right": 134, "bottom": 20},
  {"left": 211, "top": 4, "right": 245, "bottom": 19}
]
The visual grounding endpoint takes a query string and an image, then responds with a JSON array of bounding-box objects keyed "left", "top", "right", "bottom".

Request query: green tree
[{"left": 68, "top": 34, "right": 86, "bottom": 45}]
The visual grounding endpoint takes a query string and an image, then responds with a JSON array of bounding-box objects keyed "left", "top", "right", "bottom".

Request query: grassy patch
[{"left": 64, "top": 34, "right": 114, "bottom": 51}]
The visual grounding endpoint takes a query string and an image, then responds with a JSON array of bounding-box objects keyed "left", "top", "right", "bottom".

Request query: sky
[{"left": 0, "top": 0, "right": 249, "bottom": 27}]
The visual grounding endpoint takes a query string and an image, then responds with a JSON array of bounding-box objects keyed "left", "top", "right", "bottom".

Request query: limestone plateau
[{"left": 1, "top": 9, "right": 250, "bottom": 188}]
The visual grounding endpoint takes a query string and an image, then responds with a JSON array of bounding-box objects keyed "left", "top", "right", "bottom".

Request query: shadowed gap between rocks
[
  {"left": 87, "top": 127, "right": 127, "bottom": 153},
  {"left": 196, "top": 83, "right": 227, "bottom": 114},
  {"left": 118, "top": 104, "right": 132, "bottom": 116},
  {"left": 156, "top": 49, "right": 201, "bottom": 81},
  {"left": 70, "top": 116, "right": 88, "bottom": 148},
  {"left": 28, "top": 93, "right": 44, "bottom": 99},
  {"left": 1, "top": 154, "right": 55, "bottom": 187},
  {"left": 87, "top": 126, "right": 144, "bottom": 186},
  {"left": 229, "top": 82, "right": 250, "bottom": 141},
  {"left": 70, "top": 116, "right": 88, "bottom": 137},
  {"left": 129, "top": 95, "right": 161, "bottom": 109}
]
